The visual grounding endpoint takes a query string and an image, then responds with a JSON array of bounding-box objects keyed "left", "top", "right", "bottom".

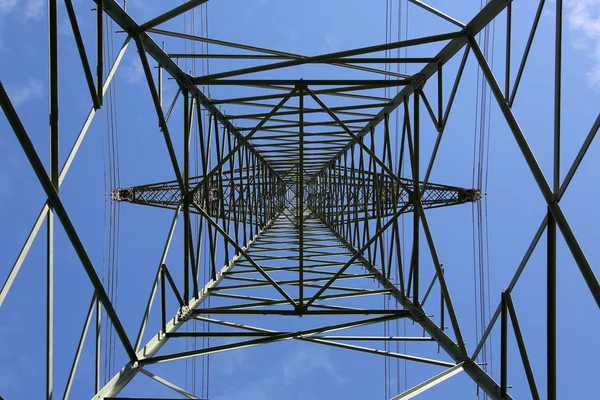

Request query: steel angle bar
[
  {"left": 560, "top": 113, "right": 600, "bottom": 194},
  {"left": 138, "top": 368, "right": 200, "bottom": 399},
  {"left": 440, "top": 44, "right": 470, "bottom": 128},
  {"left": 63, "top": 293, "right": 97, "bottom": 400},
  {"left": 135, "top": 204, "right": 182, "bottom": 352},
  {"left": 501, "top": 292, "right": 508, "bottom": 398},
  {"left": 408, "top": 0, "right": 465, "bottom": 28},
  {"left": 413, "top": 200, "right": 468, "bottom": 356},
  {"left": 0, "top": 32, "right": 130, "bottom": 310},
  {"left": 168, "top": 331, "right": 278, "bottom": 338},
  {"left": 469, "top": 36, "right": 600, "bottom": 308},
  {"left": 165, "top": 88, "right": 181, "bottom": 122},
  {"left": 509, "top": 0, "right": 546, "bottom": 106},
  {"left": 506, "top": 293, "right": 541, "bottom": 399},
  {"left": 420, "top": 270, "right": 439, "bottom": 306},
  {"left": 162, "top": 264, "right": 185, "bottom": 307},
  {"left": 423, "top": 46, "right": 471, "bottom": 186},
  {"left": 548, "top": 2, "right": 562, "bottom": 397},
  {"left": 104, "top": 398, "right": 201, "bottom": 400},
  {"left": 299, "top": 86, "right": 305, "bottom": 305},
  {"left": 0, "top": 83, "right": 137, "bottom": 362},
  {"left": 390, "top": 362, "right": 465, "bottom": 399},
  {"left": 104, "top": 398, "right": 202, "bottom": 400},
  {"left": 64, "top": 0, "right": 100, "bottom": 108},
  {"left": 336, "top": 57, "right": 437, "bottom": 63},
  {"left": 96, "top": 0, "right": 103, "bottom": 105},
  {"left": 139, "top": 0, "right": 209, "bottom": 32},
  {"left": 191, "top": 309, "right": 411, "bottom": 316},
  {"left": 419, "top": 89, "right": 439, "bottom": 128},
  {"left": 134, "top": 36, "right": 184, "bottom": 191},
  {"left": 47, "top": 0, "right": 59, "bottom": 394},
  {"left": 314, "top": 336, "right": 434, "bottom": 341},
  {"left": 169, "top": 53, "right": 290, "bottom": 59},
  {"left": 193, "top": 79, "right": 410, "bottom": 86},
  {"left": 304, "top": 338, "right": 455, "bottom": 367}
]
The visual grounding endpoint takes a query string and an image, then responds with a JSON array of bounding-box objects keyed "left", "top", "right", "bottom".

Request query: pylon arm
[
  {"left": 306, "top": 166, "right": 480, "bottom": 222},
  {"left": 114, "top": 166, "right": 479, "bottom": 223},
  {"left": 112, "top": 169, "right": 287, "bottom": 224}
]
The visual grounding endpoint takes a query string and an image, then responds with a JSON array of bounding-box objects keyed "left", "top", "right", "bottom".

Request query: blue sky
[{"left": 1, "top": 0, "right": 600, "bottom": 399}]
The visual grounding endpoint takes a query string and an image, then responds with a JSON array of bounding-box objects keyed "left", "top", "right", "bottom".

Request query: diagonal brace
[{"left": 0, "top": 82, "right": 137, "bottom": 362}]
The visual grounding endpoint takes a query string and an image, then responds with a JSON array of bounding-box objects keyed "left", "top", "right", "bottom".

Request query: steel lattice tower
[{"left": 1, "top": 0, "right": 599, "bottom": 399}]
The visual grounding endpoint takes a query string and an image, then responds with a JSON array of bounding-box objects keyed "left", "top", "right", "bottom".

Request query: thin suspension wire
[
  {"left": 384, "top": 2, "right": 391, "bottom": 397},
  {"left": 100, "top": 12, "right": 121, "bottom": 384},
  {"left": 394, "top": 1, "right": 404, "bottom": 394},
  {"left": 472, "top": 1, "right": 495, "bottom": 397}
]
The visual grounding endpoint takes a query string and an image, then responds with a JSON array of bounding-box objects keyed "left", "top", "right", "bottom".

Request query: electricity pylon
[{"left": 1, "top": 0, "right": 599, "bottom": 399}]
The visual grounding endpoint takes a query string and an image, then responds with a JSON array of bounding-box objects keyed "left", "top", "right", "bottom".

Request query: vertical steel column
[
  {"left": 47, "top": 0, "right": 58, "bottom": 398},
  {"left": 412, "top": 91, "right": 420, "bottom": 304},
  {"left": 437, "top": 64, "right": 443, "bottom": 126},
  {"left": 158, "top": 43, "right": 164, "bottom": 108},
  {"left": 505, "top": 2, "right": 512, "bottom": 99},
  {"left": 95, "top": 298, "right": 101, "bottom": 392},
  {"left": 501, "top": 291, "right": 508, "bottom": 399},
  {"left": 298, "top": 83, "right": 305, "bottom": 307},
  {"left": 183, "top": 88, "right": 190, "bottom": 303},
  {"left": 96, "top": 0, "right": 103, "bottom": 106},
  {"left": 548, "top": 1, "right": 561, "bottom": 398}
]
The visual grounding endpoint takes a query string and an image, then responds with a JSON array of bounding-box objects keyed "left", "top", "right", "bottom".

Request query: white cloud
[
  {"left": 25, "top": 0, "right": 44, "bottom": 21},
  {"left": 0, "top": 0, "right": 17, "bottom": 13},
  {"left": 567, "top": 0, "right": 600, "bottom": 88},
  {"left": 5, "top": 79, "right": 44, "bottom": 106},
  {"left": 124, "top": 56, "right": 144, "bottom": 84},
  {"left": 0, "top": 0, "right": 16, "bottom": 50},
  {"left": 324, "top": 32, "right": 341, "bottom": 49},
  {"left": 281, "top": 346, "right": 347, "bottom": 386},
  {"left": 0, "top": 0, "right": 45, "bottom": 49}
]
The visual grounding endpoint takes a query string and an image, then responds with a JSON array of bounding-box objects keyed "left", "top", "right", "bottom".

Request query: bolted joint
[
  {"left": 409, "top": 73, "right": 427, "bottom": 90},
  {"left": 178, "top": 305, "right": 193, "bottom": 321},
  {"left": 295, "top": 79, "right": 307, "bottom": 90},
  {"left": 409, "top": 303, "right": 426, "bottom": 322},
  {"left": 111, "top": 188, "right": 134, "bottom": 202},
  {"left": 459, "top": 188, "right": 482, "bottom": 203},
  {"left": 208, "top": 187, "right": 220, "bottom": 202},
  {"left": 295, "top": 304, "right": 308, "bottom": 315},
  {"left": 183, "top": 191, "right": 195, "bottom": 204}
]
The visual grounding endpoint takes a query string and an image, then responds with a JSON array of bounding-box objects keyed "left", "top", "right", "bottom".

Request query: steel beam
[
  {"left": 390, "top": 362, "right": 464, "bottom": 399},
  {"left": 138, "top": 0, "right": 209, "bottom": 32}
]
